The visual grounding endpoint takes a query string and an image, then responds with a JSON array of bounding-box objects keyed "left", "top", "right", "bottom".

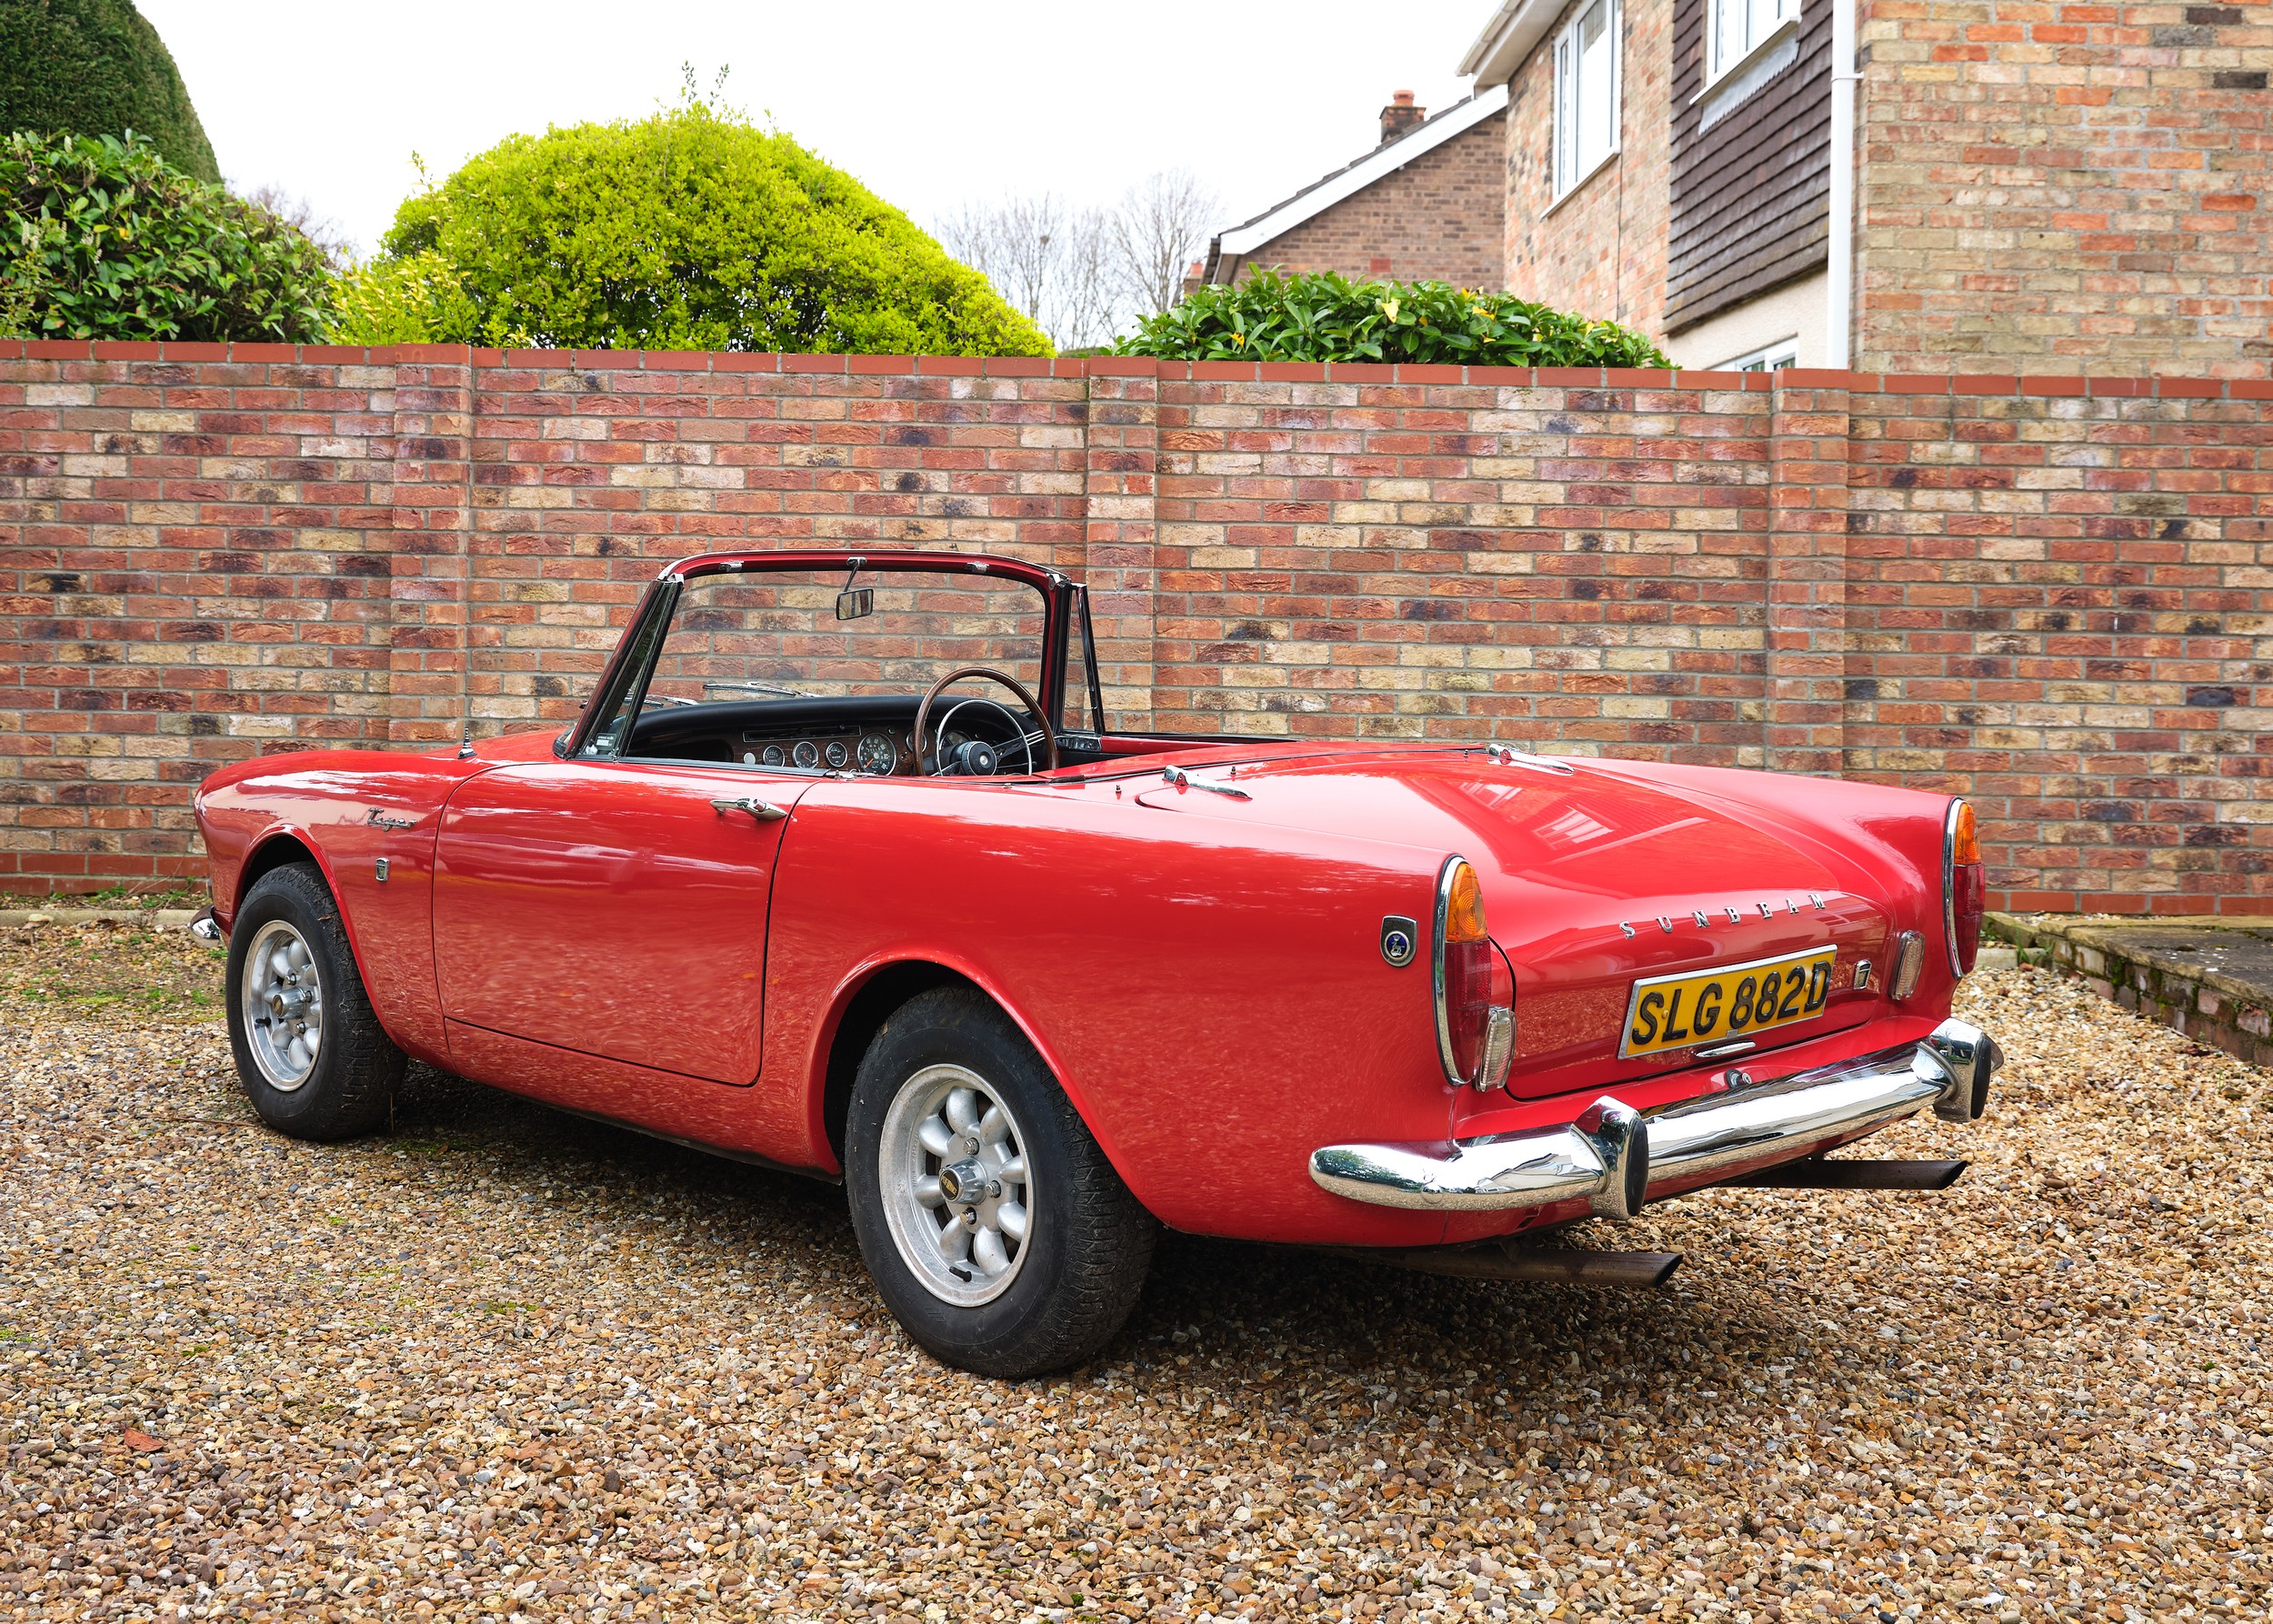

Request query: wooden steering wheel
[{"left": 913, "top": 667, "right": 1059, "bottom": 776}]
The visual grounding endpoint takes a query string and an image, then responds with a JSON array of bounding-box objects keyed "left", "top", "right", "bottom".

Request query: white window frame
[
  {"left": 1551, "top": 0, "right": 1622, "bottom": 201},
  {"left": 1707, "top": 0, "right": 1800, "bottom": 85},
  {"left": 1718, "top": 337, "right": 1799, "bottom": 372}
]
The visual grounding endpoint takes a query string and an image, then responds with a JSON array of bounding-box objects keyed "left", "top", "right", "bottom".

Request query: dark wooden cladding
[{"left": 1663, "top": 0, "right": 1832, "bottom": 333}]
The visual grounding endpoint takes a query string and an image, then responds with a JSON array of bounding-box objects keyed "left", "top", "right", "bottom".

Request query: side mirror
[{"left": 836, "top": 586, "right": 874, "bottom": 621}]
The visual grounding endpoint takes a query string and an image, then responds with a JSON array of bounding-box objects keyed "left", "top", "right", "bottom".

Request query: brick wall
[
  {"left": 3, "top": 344, "right": 2268, "bottom": 916},
  {"left": 1500, "top": 0, "right": 1675, "bottom": 338},
  {"left": 1857, "top": 0, "right": 2273, "bottom": 376},
  {"left": 1221, "top": 112, "right": 1509, "bottom": 289}
]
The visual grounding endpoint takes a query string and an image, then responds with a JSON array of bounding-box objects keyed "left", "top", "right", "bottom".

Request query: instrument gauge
[
  {"left": 856, "top": 732, "right": 896, "bottom": 775},
  {"left": 823, "top": 739, "right": 849, "bottom": 769},
  {"left": 760, "top": 743, "right": 787, "bottom": 767},
  {"left": 792, "top": 739, "right": 820, "bottom": 769}
]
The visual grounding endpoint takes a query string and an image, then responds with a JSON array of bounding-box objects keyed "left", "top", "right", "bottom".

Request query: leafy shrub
[
  {"left": 368, "top": 102, "right": 1050, "bottom": 356},
  {"left": 0, "top": 0, "right": 217, "bottom": 183},
  {"left": 1114, "top": 269, "right": 1669, "bottom": 369},
  {"left": 0, "top": 131, "right": 334, "bottom": 341},
  {"left": 326, "top": 250, "right": 529, "bottom": 347}
]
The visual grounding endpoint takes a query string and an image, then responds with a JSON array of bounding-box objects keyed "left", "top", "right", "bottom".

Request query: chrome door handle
[{"left": 709, "top": 797, "right": 788, "bottom": 823}]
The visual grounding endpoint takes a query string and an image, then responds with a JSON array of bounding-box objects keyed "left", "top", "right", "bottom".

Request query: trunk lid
[{"left": 1131, "top": 751, "right": 1894, "bottom": 1098}]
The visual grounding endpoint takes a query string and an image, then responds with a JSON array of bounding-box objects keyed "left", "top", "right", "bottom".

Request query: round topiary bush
[
  {"left": 341, "top": 103, "right": 1050, "bottom": 356},
  {"left": 0, "top": 0, "right": 217, "bottom": 183},
  {"left": 1114, "top": 268, "right": 1670, "bottom": 369},
  {"left": 1, "top": 130, "right": 334, "bottom": 341}
]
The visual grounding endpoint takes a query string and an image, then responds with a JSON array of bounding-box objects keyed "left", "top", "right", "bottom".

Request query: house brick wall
[
  {"left": 1501, "top": 0, "right": 1675, "bottom": 339},
  {"left": 1221, "top": 112, "right": 1509, "bottom": 289},
  {"left": 4, "top": 344, "right": 2268, "bottom": 916},
  {"left": 1491, "top": 0, "right": 2270, "bottom": 372},
  {"left": 1856, "top": 0, "right": 2273, "bottom": 376}
]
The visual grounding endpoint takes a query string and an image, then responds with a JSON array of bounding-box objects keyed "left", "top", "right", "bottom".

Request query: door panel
[{"left": 433, "top": 759, "right": 802, "bottom": 1085}]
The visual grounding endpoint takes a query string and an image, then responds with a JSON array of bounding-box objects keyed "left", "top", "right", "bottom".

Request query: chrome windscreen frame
[{"left": 552, "top": 550, "right": 1104, "bottom": 762}]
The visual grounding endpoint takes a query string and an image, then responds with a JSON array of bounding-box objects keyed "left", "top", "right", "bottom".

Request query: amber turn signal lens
[
  {"left": 1950, "top": 800, "right": 1980, "bottom": 867},
  {"left": 1442, "top": 859, "right": 1487, "bottom": 944}
]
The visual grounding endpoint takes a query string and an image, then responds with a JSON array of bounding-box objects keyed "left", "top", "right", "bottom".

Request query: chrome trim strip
[
  {"left": 1943, "top": 797, "right": 1965, "bottom": 977},
  {"left": 1431, "top": 855, "right": 1466, "bottom": 1087},
  {"left": 1308, "top": 1019, "right": 1999, "bottom": 1214}
]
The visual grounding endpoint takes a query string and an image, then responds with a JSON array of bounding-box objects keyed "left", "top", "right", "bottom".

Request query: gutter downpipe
[{"left": 1826, "top": 0, "right": 1857, "bottom": 367}]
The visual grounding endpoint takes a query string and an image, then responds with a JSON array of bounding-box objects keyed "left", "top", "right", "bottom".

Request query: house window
[
  {"left": 1720, "top": 337, "right": 1798, "bottom": 371},
  {"left": 1553, "top": 0, "right": 1620, "bottom": 197},
  {"left": 1709, "top": 0, "right": 1797, "bottom": 81}
]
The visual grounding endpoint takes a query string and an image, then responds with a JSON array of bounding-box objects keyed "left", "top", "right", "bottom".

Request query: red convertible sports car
[{"left": 194, "top": 549, "right": 2001, "bottom": 1377}]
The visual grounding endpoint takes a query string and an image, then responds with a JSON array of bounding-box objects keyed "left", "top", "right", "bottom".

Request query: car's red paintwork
[{"left": 194, "top": 552, "right": 1976, "bottom": 1251}]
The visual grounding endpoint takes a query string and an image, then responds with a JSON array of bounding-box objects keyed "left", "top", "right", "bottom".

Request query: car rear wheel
[
  {"left": 225, "top": 861, "right": 404, "bottom": 1141},
  {"left": 846, "top": 987, "right": 1155, "bottom": 1378}
]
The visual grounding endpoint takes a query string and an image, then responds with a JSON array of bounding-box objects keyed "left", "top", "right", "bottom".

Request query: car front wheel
[
  {"left": 225, "top": 861, "right": 405, "bottom": 1141},
  {"left": 846, "top": 987, "right": 1155, "bottom": 1378}
]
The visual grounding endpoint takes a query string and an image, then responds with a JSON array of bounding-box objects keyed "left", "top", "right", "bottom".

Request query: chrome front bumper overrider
[{"left": 1308, "top": 1018, "right": 2001, "bottom": 1217}]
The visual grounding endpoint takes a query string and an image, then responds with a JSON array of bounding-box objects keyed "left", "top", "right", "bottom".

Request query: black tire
[
  {"left": 845, "top": 987, "right": 1156, "bottom": 1378},
  {"left": 224, "top": 861, "right": 404, "bottom": 1141}
]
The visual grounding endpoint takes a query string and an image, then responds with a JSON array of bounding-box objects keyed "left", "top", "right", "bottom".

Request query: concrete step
[{"left": 1987, "top": 911, "right": 2273, "bottom": 1068}]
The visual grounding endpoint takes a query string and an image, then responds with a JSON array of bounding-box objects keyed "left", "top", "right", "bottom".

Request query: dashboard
[
  {"left": 623, "top": 695, "right": 1102, "bottom": 777},
  {"left": 736, "top": 722, "right": 912, "bottom": 776}
]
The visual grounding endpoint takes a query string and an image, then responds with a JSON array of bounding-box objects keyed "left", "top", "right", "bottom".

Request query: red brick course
[{"left": 3, "top": 344, "right": 2266, "bottom": 916}]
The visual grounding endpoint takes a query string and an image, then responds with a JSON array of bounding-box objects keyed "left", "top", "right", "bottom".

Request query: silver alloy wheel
[
  {"left": 241, "top": 919, "right": 324, "bottom": 1092},
  {"left": 876, "top": 1062, "right": 1035, "bottom": 1308}
]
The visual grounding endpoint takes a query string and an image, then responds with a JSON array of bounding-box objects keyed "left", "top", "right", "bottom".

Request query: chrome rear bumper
[{"left": 1308, "top": 1018, "right": 2000, "bottom": 1217}]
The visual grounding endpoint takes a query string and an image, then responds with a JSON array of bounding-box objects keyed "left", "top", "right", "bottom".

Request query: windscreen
[{"left": 643, "top": 568, "right": 1047, "bottom": 705}]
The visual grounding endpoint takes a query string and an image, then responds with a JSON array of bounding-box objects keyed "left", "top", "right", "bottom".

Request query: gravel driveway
[{"left": 3, "top": 920, "right": 2268, "bottom": 1623}]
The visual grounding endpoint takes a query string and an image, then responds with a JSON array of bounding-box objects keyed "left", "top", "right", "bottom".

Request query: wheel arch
[
  {"left": 235, "top": 827, "right": 326, "bottom": 914},
  {"left": 816, "top": 959, "right": 981, "bottom": 1169},
  {"left": 227, "top": 826, "right": 401, "bottom": 1053},
  {"left": 810, "top": 954, "right": 1131, "bottom": 1204}
]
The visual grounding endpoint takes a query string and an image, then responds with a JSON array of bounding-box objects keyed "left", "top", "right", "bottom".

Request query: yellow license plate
[{"left": 1619, "top": 947, "right": 1838, "bottom": 1059}]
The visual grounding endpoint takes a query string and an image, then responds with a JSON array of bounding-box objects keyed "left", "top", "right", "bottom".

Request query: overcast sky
[{"left": 142, "top": 1, "right": 1489, "bottom": 261}]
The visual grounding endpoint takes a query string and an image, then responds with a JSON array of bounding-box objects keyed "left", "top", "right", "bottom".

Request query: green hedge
[
  {"left": 1114, "top": 269, "right": 1669, "bottom": 369},
  {"left": 344, "top": 103, "right": 1051, "bottom": 356},
  {"left": 0, "top": 0, "right": 217, "bottom": 183},
  {"left": 1, "top": 131, "right": 333, "bottom": 342}
]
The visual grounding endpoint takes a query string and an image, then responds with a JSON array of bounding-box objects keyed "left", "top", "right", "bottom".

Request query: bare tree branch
[
  {"left": 236, "top": 182, "right": 357, "bottom": 271},
  {"left": 936, "top": 193, "right": 1118, "bottom": 351},
  {"left": 1108, "top": 168, "right": 1220, "bottom": 319},
  {"left": 936, "top": 167, "right": 1221, "bottom": 349}
]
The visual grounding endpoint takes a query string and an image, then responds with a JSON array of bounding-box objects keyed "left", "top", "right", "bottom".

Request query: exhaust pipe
[
  {"left": 1337, "top": 1243, "right": 1683, "bottom": 1288},
  {"left": 1725, "top": 1157, "right": 1967, "bottom": 1190}
]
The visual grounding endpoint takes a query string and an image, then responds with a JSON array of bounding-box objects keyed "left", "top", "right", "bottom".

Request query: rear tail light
[
  {"left": 1435, "top": 856, "right": 1515, "bottom": 1089},
  {"left": 1944, "top": 798, "right": 1985, "bottom": 977}
]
